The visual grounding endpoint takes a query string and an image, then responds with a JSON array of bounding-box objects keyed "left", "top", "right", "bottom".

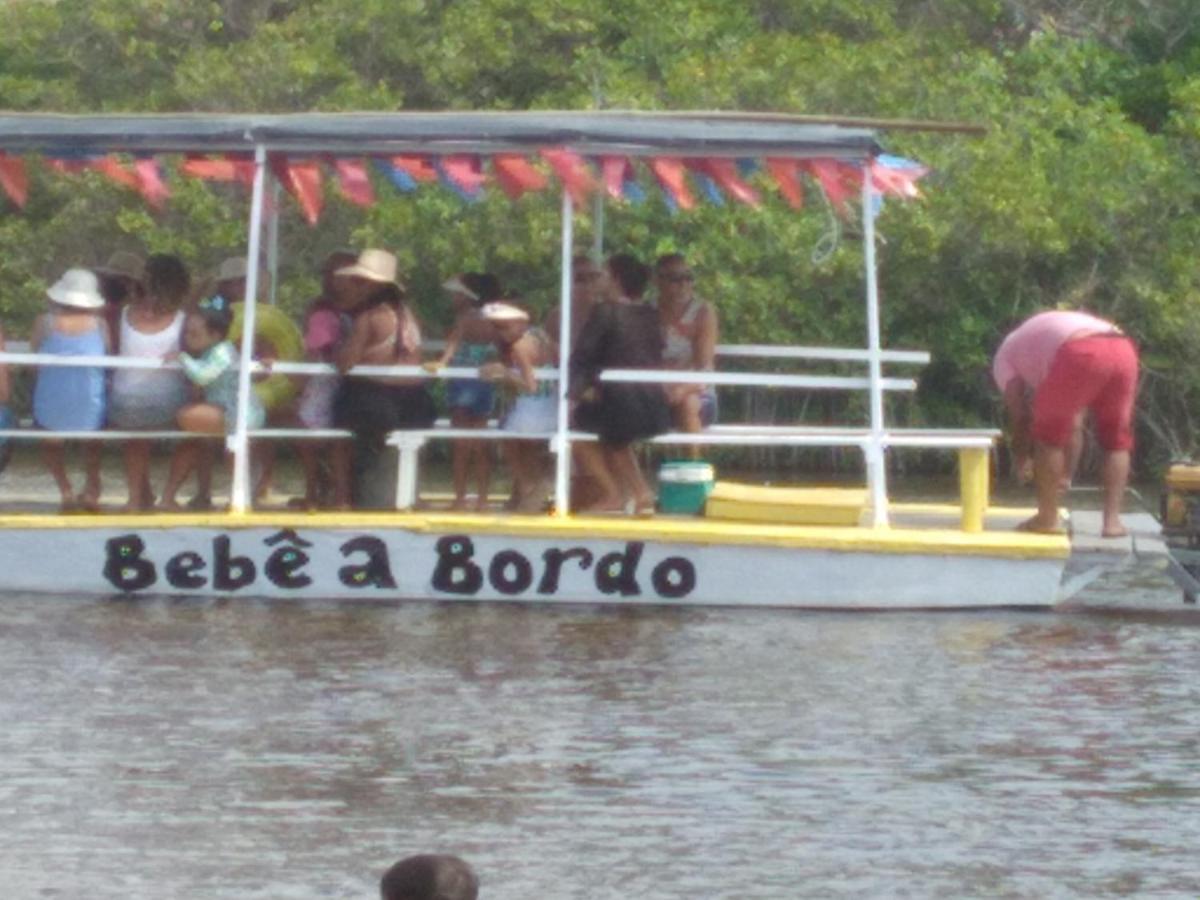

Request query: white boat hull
[{"left": 0, "top": 514, "right": 1067, "bottom": 609}]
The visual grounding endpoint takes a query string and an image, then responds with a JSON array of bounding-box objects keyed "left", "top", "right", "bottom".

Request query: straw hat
[
  {"left": 336, "top": 249, "right": 404, "bottom": 291},
  {"left": 47, "top": 269, "right": 105, "bottom": 310},
  {"left": 216, "top": 256, "right": 249, "bottom": 282},
  {"left": 94, "top": 250, "right": 144, "bottom": 283},
  {"left": 480, "top": 301, "right": 529, "bottom": 322}
]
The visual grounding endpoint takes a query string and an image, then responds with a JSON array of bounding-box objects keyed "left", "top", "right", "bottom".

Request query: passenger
[
  {"left": 993, "top": 309, "right": 1139, "bottom": 537},
  {"left": 655, "top": 253, "right": 718, "bottom": 456},
  {"left": 219, "top": 255, "right": 303, "bottom": 503},
  {"left": 424, "top": 272, "right": 501, "bottom": 511},
  {"left": 544, "top": 254, "right": 603, "bottom": 350},
  {"left": 0, "top": 321, "right": 13, "bottom": 476},
  {"left": 480, "top": 300, "right": 558, "bottom": 512},
  {"left": 30, "top": 269, "right": 110, "bottom": 512},
  {"left": 159, "top": 294, "right": 265, "bottom": 510},
  {"left": 379, "top": 854, "right": 478, "bottom": 900},
  {"left": 293, "top": 249, "right": 356, "bottom": 509},
  {"left": 93, "top": 250, "right": 146, "bottom": 350},
  {"left": 331, "top": 249, "right": 435, "bottom": 509},
  {"left": 108, "top": 253, "right": 190, "bottom": 512},
  {"left": 569, "top": 253, "right": 670, "bottom": 514}
]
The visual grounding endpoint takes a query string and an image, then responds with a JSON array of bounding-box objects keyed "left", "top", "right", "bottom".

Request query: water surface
[{"left": 2, "top": 574, "right": 1200, "bottom": 898}]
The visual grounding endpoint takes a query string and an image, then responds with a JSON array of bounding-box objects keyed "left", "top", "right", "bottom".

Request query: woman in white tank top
[
  {"left": 108, "top": 254, "right": 190, "bottom": 510},
  {"left": 654, "top": 254, "right": 719, "bottom": 454}
]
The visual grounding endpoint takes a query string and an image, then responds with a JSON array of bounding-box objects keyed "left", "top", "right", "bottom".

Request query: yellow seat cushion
[{"left": 705, "top": 481, "right": 866, "bottom": 526}]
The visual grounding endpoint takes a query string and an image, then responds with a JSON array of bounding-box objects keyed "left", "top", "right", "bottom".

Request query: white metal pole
[
  {"left": 230, "top": 143, "right": 268, "bottom": 515},
  {"left": 591, "top": 191, "right": 604, "bottom": 264},
  {"left": 553, "top": 189, "right": 575, "bottom": 517},
  {"left": 862, "top": 163, "right": 888, "bottom": 527},
  {"left": 266, "top": 177, "right": 282, "bottom": 304}
]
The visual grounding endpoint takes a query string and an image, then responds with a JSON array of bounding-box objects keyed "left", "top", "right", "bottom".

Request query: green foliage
[{"left": 1, "top": 0, "right": 1199, "bottom": 472}]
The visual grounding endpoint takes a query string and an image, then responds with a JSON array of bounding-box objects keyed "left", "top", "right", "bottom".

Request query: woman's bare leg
[
  {"left": 77, "top": 441, "right": 103, "bottom": 510},
  {"left": 123, "top": 439, "right": 153, "bottom": 511},
  {"left": 574, "top": 442, "right": 623, "bottom": 511},
  {"left": 42, "top": 440, "right": 74, "bottom": 508}
]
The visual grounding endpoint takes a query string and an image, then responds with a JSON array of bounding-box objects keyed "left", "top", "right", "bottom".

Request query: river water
[{"left": 3, "top": 569, "right": 1200, "bottom": 899}]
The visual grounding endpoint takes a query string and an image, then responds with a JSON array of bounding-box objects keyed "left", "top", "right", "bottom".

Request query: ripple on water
[{"left": 2, "top": 594, "right": 1200, "bottom": 898}]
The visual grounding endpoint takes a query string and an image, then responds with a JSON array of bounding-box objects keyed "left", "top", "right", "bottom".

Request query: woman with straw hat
[{"left": 330, "top": 249, "right": 435, "bottom": 508}]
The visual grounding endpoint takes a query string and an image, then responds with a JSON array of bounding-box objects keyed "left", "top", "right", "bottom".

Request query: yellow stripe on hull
[{"left": 0, "top": 507, "right": 1068, "bottom": 560}]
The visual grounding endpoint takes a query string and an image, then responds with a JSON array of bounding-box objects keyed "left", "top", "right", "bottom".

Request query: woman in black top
[{"left": 569, "top": 253, "right": 670, "bottom": 513}]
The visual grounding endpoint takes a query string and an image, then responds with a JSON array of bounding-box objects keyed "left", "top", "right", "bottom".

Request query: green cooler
[{"left": 657, "top": 461, "right": 715, "bottom": 515}]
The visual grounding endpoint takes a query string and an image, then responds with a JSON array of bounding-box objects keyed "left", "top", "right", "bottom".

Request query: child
[
  {"left": 30, "top": 268, "right": 110, "bottom": 512},
  {"left": 159, "top": 294, "right": 264, "bottom": 510},
  {"left": 479, "top": 301, "right": 558, "bottom": 513},
  {"left": 424, "top": 273, "right": 499, "bottom": 510}
]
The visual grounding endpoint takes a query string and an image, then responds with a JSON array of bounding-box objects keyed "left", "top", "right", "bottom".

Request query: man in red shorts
[{"left": 993, "top": 309, "right": 1139, "bottom": 537}]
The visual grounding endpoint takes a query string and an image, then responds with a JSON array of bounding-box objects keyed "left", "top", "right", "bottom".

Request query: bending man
[{"left": 992, "top": 309, "right": 1138, "bottom": 537}]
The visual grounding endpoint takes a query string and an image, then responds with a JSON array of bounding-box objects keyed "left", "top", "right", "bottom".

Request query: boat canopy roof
[{"left": 0, "top": 110, "right": 881, "bottom": 159}]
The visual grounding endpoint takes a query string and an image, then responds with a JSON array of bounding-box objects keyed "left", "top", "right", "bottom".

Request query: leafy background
[{"left": 1, "top": 0, "right": 1198, "bottom": 474}]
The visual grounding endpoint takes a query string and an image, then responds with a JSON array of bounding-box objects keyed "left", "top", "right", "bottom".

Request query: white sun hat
[
  {"left": 442, "top": 275, "right": 479, "bottom": 301},
  {"left": 480, "top": 301, "right": 529, "bottom": 322},
  {"left": 335, "top": 248, "right": 404, "bottom": 291},
  {"left": 47, "top": 268, "right": 105, "bottom": 310},
  {"left": 216, "top": 256, "right": 249, "bottom": 282}
]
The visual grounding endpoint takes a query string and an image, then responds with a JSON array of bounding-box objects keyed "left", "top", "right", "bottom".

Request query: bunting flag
[
  {"left": 133, "top": 157, "right": 170, "bottom": 210},
  {"left": 91, "top": 156, "right": 140, "bottom": 191},
  {"left": 372, "top": 159, "right": 416, "bottom": 192},
  {"left": 391, "top": 155, "right": 439, "bottom": 183},
  {"left": 180, "top": 154, "right": 239, "bottom": 181},
  {"left": 491, "top": 154, "right": 547, "bottom": 200},
  {"left": 689, "top": 168, "right": 725, "bottom": 205},
  {"left": 539, "top": 148, "right": 595, "bottom": 206},
  {"left": 696, "top": 158, "right": 761, "bottom": 207},
  {"left": 333, "top": 158, "right": 375, "bottom": 207},
  {"left": 868, "top": 154, "right": 928, "bottom": 198},
  {"left": 765, "top": 158, "right": 804, "bottom": 210},
  {"left": 270, "top": 156, "right": 323, "bottom": 226},
  {"left": 601, "top": 156, "right": 628, "bottom": 200},
  {"left": 806, "top": 159, "right": 861, "bottom": 218},
  {"left": 0, "top": 154, "right": 28, "bottom": 208},
  {"left": 648, "top": 157, "right": 696, "bottom": 210},
  {"left": 437, "top": 155, "right": 486, "bottom": 201}
]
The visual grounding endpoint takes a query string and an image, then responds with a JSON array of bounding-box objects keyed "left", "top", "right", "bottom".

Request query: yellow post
[{"left": 958, "top": 447, "right": 989, "bottom": 533}]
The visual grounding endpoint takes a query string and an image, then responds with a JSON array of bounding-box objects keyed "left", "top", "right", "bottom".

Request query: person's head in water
[{"left": 380, "top": 854, "right": 478, "bottom": 900}]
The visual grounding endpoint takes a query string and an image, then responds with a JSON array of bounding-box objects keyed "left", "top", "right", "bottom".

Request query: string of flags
[{"left": 0, "top": 148, "right": 928, "bottom": 223}]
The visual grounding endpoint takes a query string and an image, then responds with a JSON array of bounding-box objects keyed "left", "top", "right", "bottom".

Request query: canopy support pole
[
  {"left": 591, "top": 191, "right": 604, "bottom": 263},
  {"left": 862, "top": 163, "right": 889, "bottom": 528},
  {"left": 230, "top": 143, "right": 268, "bottom": 515},
  {"left": 265, "top": 176, "right": 282, "bottom": 304},
  {"left": 552, "top": 189, "right": 575, "bottom": 517}
]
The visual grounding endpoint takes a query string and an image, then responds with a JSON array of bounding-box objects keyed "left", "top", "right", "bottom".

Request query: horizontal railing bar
[
  {"left": 600, "top": 369, "right": 917, "bottom": 391},
  {"left": 714, "top": 344, "right": 930, "bottom": 364}
]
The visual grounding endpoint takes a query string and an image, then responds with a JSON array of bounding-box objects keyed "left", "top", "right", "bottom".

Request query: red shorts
[{"left": 1032, "top": 335, "right": 1138, "bottom": 451}]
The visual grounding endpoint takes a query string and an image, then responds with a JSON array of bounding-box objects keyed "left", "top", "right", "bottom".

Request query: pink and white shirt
[{"left": 992, "top": 310, "right": 1119, "bottom": 391}]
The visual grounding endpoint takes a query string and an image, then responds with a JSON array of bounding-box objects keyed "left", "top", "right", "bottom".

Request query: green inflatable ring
[{"left": 230, "top": 303, "right": 303, "bottom": 412}]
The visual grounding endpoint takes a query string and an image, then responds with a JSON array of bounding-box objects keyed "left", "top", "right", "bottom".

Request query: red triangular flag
[
  {"left": 0, "top": 154, "right": 28, "bottom": 208},
  {"left": 391, "top": 155, "right": 439, "bottom": 183},
  {"left": 180, "top": 155, "right": 238, "bottom": 181},
  {"left": 90, "top": 156, "right": 140, "bottom": 190},
  {"left": 440, "top": 155, "right": 487, "bottom": 196},
  {"left": 649, "top": 157, "right": 696, "bottom": 210},
  {"left": 271, "top": 157, "right": 324, "bottom": 226},
  {"left": 334, "top": 158, "right": 375, "bottom": 207},
  {"left": 492, "top": 154, "right": 547, "bottom": 200},
  {"left": 539, "top": 148, "right": 596, "bottom": 206},
  {"left": 806, "top": 159, "right": 861, "bottom": 218},
  {"left": 694, "top": 158, "right": 761, "bottom": 207},
  {"left": 133, "top": 158, "right": 170, "bottom": 210},
  {"left": 868, "top": 160, "right": 927, "bottom": 199},
  {"left": 601, "top": 156, "right": 630, "bottom": 200},
  {"left": 765, "top": 158, "right": 804, "bottom": 210}
]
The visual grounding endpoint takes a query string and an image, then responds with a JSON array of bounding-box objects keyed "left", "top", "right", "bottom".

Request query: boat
[{"left": 0, "top": 110, "right": 1162, "bottom": 609}]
